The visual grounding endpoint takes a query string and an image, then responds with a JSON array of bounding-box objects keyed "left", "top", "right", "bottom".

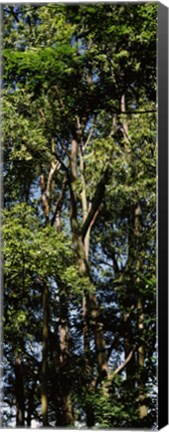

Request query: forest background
[{"left": 2, "top": 2, "right": 157, "bottom": 428}]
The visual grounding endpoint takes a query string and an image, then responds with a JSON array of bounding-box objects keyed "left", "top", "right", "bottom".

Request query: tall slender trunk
[
  {"left": 68, "top": 126, "right": 109, "bottom": 426},
  {"left": 79, "top": 148, "right": 92, "bottom": 389},
  {"left": 131, "top": 201, "right": 147, "bottom": 419},
  {"left": 27, "top": 379, "right": 37, "bottom": 427},
  {"left": 79, "top": 144, "right": 108, "bottom": 381},
  {"left": 40, "top": 173, "right": 49, "bottom": 426},
  {"left": 123, "top": 205, "right": 137, "bottom": 386},
  {"left": 121, "top": 95, "right": 147, "bottom": 415},
  {"left": 121, "top": 95, "right": 147, "bottom": 407},
  {"left": 40, "top": 156, "right": 60, "bottom": 425},
  {"left": 121, "top": 94, "right": 136, "bottom": 386},
  {"left": 79, "top": 142, "right": 109, "bottom": 426},
  {"left": 134, "top": 198, "right": 147, "bottom": 419},
  {"left": 15, "top": 356, "right": 25, "bottom": 426},
  {"left": 49, "top": 156, "right": 74, "bottom": 426},
  {"left": 52, "top": 209, "right": 74, "bottom": 425},
  {"left": 58, "top": 284, "right": 74, "bottom": 426},
  {"left": 123, "top": 309, "right": 136, "bottom": 386},
  {"left": 137, "top": 297, "right": 147, "bottom": 419},
  {"left": 41, "top": 284, "right": 49, "bottom": 426}
]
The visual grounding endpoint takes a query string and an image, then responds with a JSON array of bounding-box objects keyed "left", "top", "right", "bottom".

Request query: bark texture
[
  {"left": 15, "top": 356, "right": 25, "bottom": 426},
  {"left": 58, "top": 284, "right": 74, "bottom": 426},
  {"left": 41, "top": 284, "right": 49, "bottom": 426}
]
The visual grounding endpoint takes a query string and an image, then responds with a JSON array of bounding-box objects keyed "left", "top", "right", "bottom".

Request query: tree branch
[
  {"left": 112, "top": 348, "right": 135, "bottom": 377},
  {"left": 51, "top": 177, "right": 67, "bottom": 227},
  {"left": 51, "top": 151, "right": 69, "bottom": 175},
  {"left": 81, "top": 169, "right": 109, "bottom": 242},
  {"left": 46, "top": 160, "right": 61, "bottom": 198},
  {"left": 83, "top": 125, "right": 94, "bottom": 154}
]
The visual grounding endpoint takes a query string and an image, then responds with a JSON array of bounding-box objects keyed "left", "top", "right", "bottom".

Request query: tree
[{"left": 2, "top": 3, "right": 157, "bottom": 428}]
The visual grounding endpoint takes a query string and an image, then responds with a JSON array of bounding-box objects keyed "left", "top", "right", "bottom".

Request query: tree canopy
[{"left": 2, "top": 3, "right": 157, "bottom": 428}]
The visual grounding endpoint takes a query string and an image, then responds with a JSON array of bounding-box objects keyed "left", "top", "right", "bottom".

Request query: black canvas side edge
[
  {"left": 158, "top": 2, "right": 168, "bottom": 430},
  {"left": 0, "top": 4, "right": 3, "bottom": 430}
]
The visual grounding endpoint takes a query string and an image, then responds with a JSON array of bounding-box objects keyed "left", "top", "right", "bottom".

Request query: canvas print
[{"left": 2, "top": 2, "right": 157, "bottom": 428}]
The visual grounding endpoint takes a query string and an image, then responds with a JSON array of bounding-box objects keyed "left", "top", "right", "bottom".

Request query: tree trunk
[
  {"left": 134, "top": 201, "right": 148, "bottom": 419},
  {"left": 120, "top": 95, "right": 137, "bottom": 386},
  {"left": 68, "top": 128, "right": 109, "bottom": 426},
  {"left": 137, "top": 297, "right": 147, "bottom": 419},
  {"left": 40, "top": 174, "right": 49, "bottom": 427},
  {"left": 41, "top": 284, "right": 49, "bottom": 426},
  {"left": 27, "top": 379, "right": 37, "bottom": 427},
  {"left": 15, "top": 356, "right": 25, "bottom": 426},
  {"left": 79, "top": 143, "right": 109, "bottom": 382},
  {"left": 40, "top": 158, "right": 60, "bottom": 426},
  {"left": 58, "top": 284, "right": 74, "bottom": 426},
  {"left": 120, "top": 95, "right": 147, "bottom": 408}
]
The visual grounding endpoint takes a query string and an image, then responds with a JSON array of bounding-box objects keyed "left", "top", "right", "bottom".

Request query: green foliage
[{"left": 3, "top": 203, "right": 83, "bottom": 291}]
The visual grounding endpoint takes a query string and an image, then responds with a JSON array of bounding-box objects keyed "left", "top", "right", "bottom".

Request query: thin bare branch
[
  {"left": 83, "top": 126, "right": 94, "bottom": 153},
  {"left": 39, "top": 109, "right": 47, "bottom": 123},
  {"left": 81, "top": 169, "right": 109, "bottom": 242},
  {"left": 112, "top": 348, "right": 135, "bottom": 377},
  {"left": 46, "top": 161, "right": 61, "bottom": 198},
  {"left": 51, "top": 177, "right": 67, "bottom": 227}
]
